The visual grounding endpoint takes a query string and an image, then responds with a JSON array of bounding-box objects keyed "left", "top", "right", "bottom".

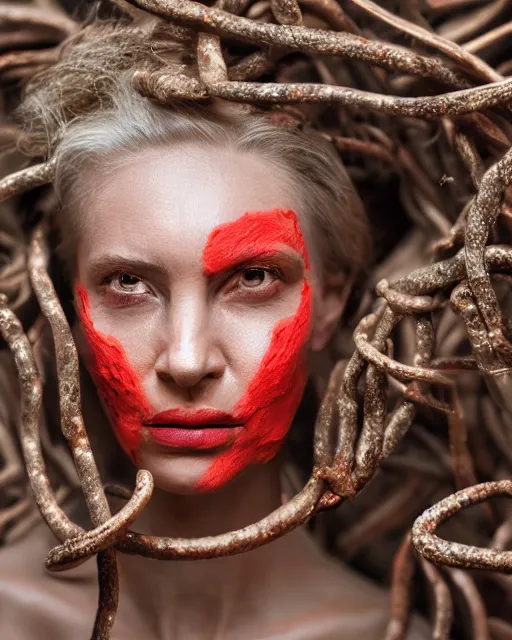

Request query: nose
[{"left": 154, "top": 295, "right": 225, "bottom": 391}]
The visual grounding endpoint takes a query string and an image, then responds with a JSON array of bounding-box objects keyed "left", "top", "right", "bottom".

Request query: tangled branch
[{"left": 1, "top": 0, "right": 512, "bottom": 638}]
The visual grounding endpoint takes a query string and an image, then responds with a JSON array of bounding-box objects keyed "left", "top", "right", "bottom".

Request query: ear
[{"left": 310, "top": 271, "right": 354, "bottom": 352}]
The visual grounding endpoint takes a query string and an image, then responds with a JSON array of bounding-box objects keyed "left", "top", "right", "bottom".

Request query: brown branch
[
  {"left": 448, "top": 568, "right": 490, "bottom": 640},
  {"left": 413, "top": 481, "right": 512, "bottom": 572},
  {"left": 385, "top": 532, "right": 415, "bottom": 640},
  {"left": 0, "top": 296, "right": 82, "bottom": 541},
  {"left": 117, "top": 474, "right": 324, "bottom": 558},
  {"left": 420, "top": 558, "right": 453, "bottom": 639},
  {"left": 348, "top": 0, "right": 501, "bottom": 83},
  {"left": 46, "top": 470, "right": 154, "bottom": 571},
  {"left": 128, "top": 0, "right": 470, "bottom": 88},
  {"left": 0, "top": 160, "right": 56, "bottom": 203}
]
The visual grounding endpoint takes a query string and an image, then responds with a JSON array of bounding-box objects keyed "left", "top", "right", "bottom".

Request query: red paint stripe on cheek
[
  {"left": 75, "top": 285, "right": 150, "bottom": 457},
  {"left": 196, "top": 209, "right": 312, "bottom": 491}
]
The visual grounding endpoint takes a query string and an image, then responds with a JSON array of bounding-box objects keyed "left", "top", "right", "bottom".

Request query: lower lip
[{"left": 146, "top": 426, "right": 241, "bottom": 450}]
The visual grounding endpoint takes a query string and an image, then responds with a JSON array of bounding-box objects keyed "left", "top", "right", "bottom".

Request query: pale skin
[{"left": 0, "top": 143, "right": 430, "bottom": 639}]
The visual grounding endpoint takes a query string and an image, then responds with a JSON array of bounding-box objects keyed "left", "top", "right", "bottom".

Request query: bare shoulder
[
  {"left": 307, "top": 559, "right": 431, "bottom": 639},
  {"left": 0, "top": 523, "right": 97, "bottom": 640},
  {"left": 261, "top": 530, "right": 431, "bottom": 640}
]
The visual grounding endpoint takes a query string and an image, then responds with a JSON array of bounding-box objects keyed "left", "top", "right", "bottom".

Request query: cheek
[
  {"left": 213, "top": 308, "right": 281, "bottom": 383},
  {"left": 75, "top": 285, "right": 153, "bottom": 456},
  {"left": 195, "top": 281, "right": 311, "bottom": 491},
  {"left": 86, "top": 303, "right": 161, "bottom": 380},
  {"left": 213, "top": 284, "right": 305, "bottom": 386}
]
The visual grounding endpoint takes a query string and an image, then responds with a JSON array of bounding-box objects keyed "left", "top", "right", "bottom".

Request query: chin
[{"left": 135, "top": 448, "right": 222, "bottom": 495}]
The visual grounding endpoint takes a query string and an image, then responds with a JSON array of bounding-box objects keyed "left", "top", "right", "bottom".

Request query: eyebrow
[
  {"left": 211, "top": 247, "right": 305, "bottom": 277},
  {"left": 87, "top": 254, "right": 169, "bottom": 281}
]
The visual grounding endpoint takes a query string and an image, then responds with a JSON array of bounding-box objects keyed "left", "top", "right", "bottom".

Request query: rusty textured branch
[
  {"left": 0, "top": 295, "right": 82, "bottom": 541},
  {"left": 2, "top": 0, "right": 512, "bottom": 637},
  {"left": 348, "top": 0, "right": 501, "bottom": 83},
  {"left": 0, "top": 160, "right": 55, "bottom": 203},
  {"left": 46, "top": 470, "right": 154, "bottom": 571},
  {"left": 412, "top": 481, "right": 512, "bottom": 572},
  {"left": 137, "top": 71, "right": 512, "bottom": 117},
  {"left": 127, "top": 0, "right": 471, "bottom": 88},
  {"left": 385, "top": 532, "right": 415, "bottom": 640},
  {"left": 27, "top": 226, "right": 119, "bottom": 638},
  {"left": 465, "top": 148, "right": 512, "bottom": 364}
]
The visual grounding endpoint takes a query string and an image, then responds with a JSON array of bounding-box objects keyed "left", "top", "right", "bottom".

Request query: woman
[{"left": 0, "top": 14, "right": 430, "bottom": 640}]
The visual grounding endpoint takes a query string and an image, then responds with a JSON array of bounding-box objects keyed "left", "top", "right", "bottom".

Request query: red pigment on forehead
[
  {"left": 75, "top": 285, "right": 150, "bottom": 458},
  {"left": 196, "top": 208, "right": 311, "bottom": 491},
  {"left": 203, "top": 208, "right": 310, "bottom": 274}
]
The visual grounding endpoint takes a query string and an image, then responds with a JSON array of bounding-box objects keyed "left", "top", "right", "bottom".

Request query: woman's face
[{"left": 75, "top": 143, "right": 318, "bottom": 494}]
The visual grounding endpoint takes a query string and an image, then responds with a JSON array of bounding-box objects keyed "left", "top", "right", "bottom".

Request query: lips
[
  {"left": 145, "top": 407, "right": 242, "bottom": 428},
  {"left": 143, "top": 408, "right": 243, "bottom": 450}
]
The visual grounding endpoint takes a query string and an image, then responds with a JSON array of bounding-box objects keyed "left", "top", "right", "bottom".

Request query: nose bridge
[
  {"left": 172, "top": 292, "right": 206, "bottom": 359},
  {"left": 159, "top": 287, "right": 219, "bottom": 388}
]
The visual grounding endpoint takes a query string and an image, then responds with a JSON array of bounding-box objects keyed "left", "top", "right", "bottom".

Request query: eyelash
[
  {"left": 100, "top": 265, "right": 284, "bottom": 306},
  {"left": 100, "top": 271, "right": 152, "bottom": 307},
  {"left": 225, "top": 266, "right": 282, "bottom": 296}
]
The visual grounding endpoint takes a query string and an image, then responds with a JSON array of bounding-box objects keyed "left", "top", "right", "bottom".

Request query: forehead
[{"left": 78, "top": 143, "right": 306, "bottom": 266}]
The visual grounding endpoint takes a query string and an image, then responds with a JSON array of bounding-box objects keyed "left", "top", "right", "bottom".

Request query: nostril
[
  {"left": 155, "top": 361, "right": 223, "bottom": 390},
  {"left": 155, "top": 339, "right": 226, "bottom": 390}
]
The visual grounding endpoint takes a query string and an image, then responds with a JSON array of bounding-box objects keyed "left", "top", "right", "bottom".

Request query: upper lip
[{"left": 144, "top": 408, "right": 242, "bottom": 428}]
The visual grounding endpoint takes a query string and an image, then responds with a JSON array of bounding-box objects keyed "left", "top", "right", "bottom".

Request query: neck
[
  {"left": 77, "top": 371, "right": 316, "bottom": 638},
  {"left": 115, "top": 457, "right": 310, "bottom": 638},
  {"left": 131, "top": 457, "right": 283, "bottom": 538}
]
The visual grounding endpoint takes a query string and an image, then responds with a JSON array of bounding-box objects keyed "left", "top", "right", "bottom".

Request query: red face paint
[
  {"left": 76, "top": 285, "right": 150, "bottom": 458},
  {"left": 196, "top": 209, "right": 311, "bottom": 490},
  {"left": 76, "top": 208, "right": 312, "bottom": 492}
]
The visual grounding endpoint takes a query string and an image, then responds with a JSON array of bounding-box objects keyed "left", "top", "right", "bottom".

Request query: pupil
[
  {"left": 245, "top": 269, "right": 264, "bottom": 282},
  {"left": 120, "top": 274, "right": 138, "bottom": 286}
]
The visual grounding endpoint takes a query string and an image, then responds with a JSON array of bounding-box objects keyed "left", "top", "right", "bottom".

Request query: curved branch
[
  {"left": 46, "top": 470, "right": 154, "bottom": 571},
  {"left": 0, "top": 160, "right": 55, "bottom": 203},
  {"left": 0, "top": 297, "right": 82, "bottom": 542},
  {"left": 127, "top": 0, "right": 469, "bottom": 88},
  {"left": 348, "top": 0, "right": 501, "bottom": 83},
  {"left": 117, "top": 474, "right": 324, "bottom": 559},
  {"left": 413, "top": 481, "right": 512, "bottom": 572}
]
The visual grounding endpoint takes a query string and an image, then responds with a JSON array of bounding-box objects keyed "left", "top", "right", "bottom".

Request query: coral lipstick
[{"left": 144, "top": 408, "right": 243, "bottom": 450}]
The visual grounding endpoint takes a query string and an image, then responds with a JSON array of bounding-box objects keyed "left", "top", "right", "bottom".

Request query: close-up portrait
[{"left": 0, "top": 0, "right": 511, "bottom": 638}]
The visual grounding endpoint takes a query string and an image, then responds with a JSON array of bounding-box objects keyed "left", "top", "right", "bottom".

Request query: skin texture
[
  {"left": 74, "top": 144, "right": 317, "bottom": 494},
  {"left": 0, "top": 513, "right": 431, "bottom": 640},
  {"left": 75, "top": 208, "right": 312, "bottom": 492},
  {"left": 0, "top": 143, "right": 431, "bottom": 639}
]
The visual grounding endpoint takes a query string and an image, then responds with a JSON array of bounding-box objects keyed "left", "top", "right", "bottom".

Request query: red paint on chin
[{"left": 76, "top": 208, "right": 311, "bottom": 492}]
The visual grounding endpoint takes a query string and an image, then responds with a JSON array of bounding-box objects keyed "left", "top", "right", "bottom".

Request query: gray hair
[{"left": 53, "top": 76, "right": 371, "bottom": 280}]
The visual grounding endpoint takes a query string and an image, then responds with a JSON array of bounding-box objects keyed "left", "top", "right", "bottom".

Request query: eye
[
  {"left": 226, "top": 267, "right": 283, "bottom": 301},
  {"left": 109, "top": 273, "right": 150, "bottom": 295},
  {"left": 240, "top": 268, "right": 269, "bottom": 288}
]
